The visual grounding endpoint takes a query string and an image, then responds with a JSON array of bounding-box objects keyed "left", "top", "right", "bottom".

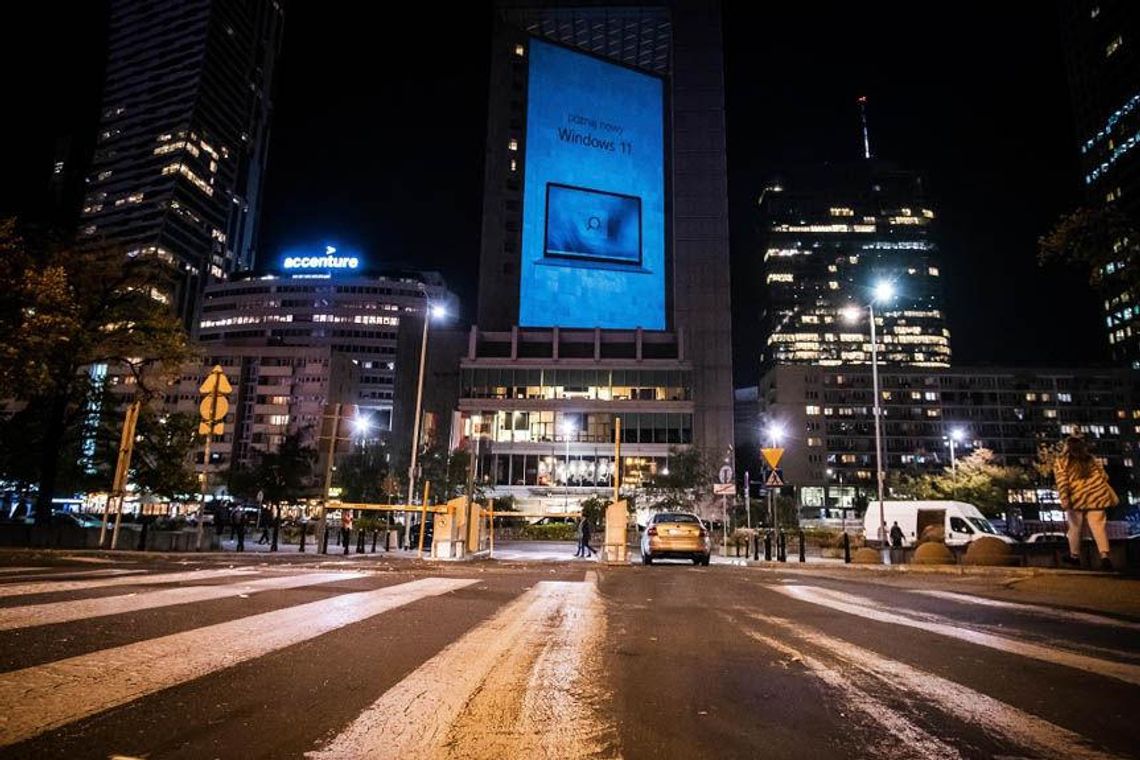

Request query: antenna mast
[{"left": 858, "top": 96, "right": 872, "bottom": 160}]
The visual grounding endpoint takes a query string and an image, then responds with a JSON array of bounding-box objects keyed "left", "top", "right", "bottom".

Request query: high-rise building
[
  {"left": 1059, "top": 1, "right": 1140, "bottom": 366},
  {"left": 78, "top": 0, "right": 284, "bottom": 321},
  {"left": 759, "top": 161, "right": 952, "bottom": 369},
  {"left": 466, "top": 0, "right": 734, "bottom": 509}
]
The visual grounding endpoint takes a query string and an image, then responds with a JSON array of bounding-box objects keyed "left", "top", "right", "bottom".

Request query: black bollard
[
  {"left": 798, "top": 530, "right": 806, "bottom": 563},
  {"left": 299, "top": 522, "right": 306, "bottom": 552},
  {"left": 764, "top": 531, "right": 772, "bottom": 561},
  {"left": 371, "top": 530, "right": 378, "bottom": 553},
  {"left": 753, "top": 534, "right": 760, "bottom": 562},
  {"left": 270, "top": 516, "right": 279, "bottom": 553},
  {"left": 343, "top": 528, "right": 350, "bottom": 555},
  {"left": 138, "top": 520, "right": 148, "bottom": 551},
  {"left": 356, "top": 530, "right": 365, "bottom": 554},
  {"left": 843, "top": 532, "right": 851, "bottom": 564},
  {"left": 321, "top": 526, "right": 329, "bottom": 554},
  {"left": 778, "top": 532, "right": 787, "bottom": 562},
  {"left": 385, "top": 528, "right": 391, "bottom": 552}
]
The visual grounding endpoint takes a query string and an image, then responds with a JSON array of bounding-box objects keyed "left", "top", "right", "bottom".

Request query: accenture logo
[{"left": 283, "top": 245, "right": 359, "bottom": 270}]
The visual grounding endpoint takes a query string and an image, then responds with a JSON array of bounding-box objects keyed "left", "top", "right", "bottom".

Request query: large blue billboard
[{"left": 519, "top": 39, "right": 665, "bottom": 330}]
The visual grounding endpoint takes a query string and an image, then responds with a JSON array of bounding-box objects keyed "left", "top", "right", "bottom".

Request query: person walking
[
  {"left": 889, "top": 521, "right": 905, "bottom": 549},
  {"left": 1053, "top": 436, "right": 1117, "bottom": 571},
  {"left": 256, "top": 511, "right": 271, "bottom": 545},
  {"left": 580, "top": 517, "right": 596, "bottom": 558},
  {"left": 235, "top": 510, "right": 247, "bottom": 553},
  {"left": 574, "top": 516, "right": 585, "bottom": 558}
]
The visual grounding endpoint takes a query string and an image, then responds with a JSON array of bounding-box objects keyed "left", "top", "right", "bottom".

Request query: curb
[{"left": 739, "top": 560, "right": 1120, "bottom": 578}]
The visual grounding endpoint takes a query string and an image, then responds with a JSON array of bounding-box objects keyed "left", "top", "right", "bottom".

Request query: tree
[
  {"left": 0, "top": 221, "right": 194, "bottom": 521},
  {"left": 1038, "top": 205, "right": 1140, "bottom": 291},
  {"left": 337, "top": 440, "right": 393, "bottom": 503},
  {"left": 888, "top": 448, "right": 1030, "bottom": 517},
  {"left": 417, "top": 441, "right": 480, "bottom": 502},
  {"left": 130, "top": 411, "right": 199, "bottom": 500},
  {"left": 247, "top": 432, "right": 317, "bottom": 506},
  {"left": 643, "top": 446, "right": 712, "bottom": 512}
]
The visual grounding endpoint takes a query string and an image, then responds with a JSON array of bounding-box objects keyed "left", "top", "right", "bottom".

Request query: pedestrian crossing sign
[{"left": 765, "top": 470, "right": 784, "bottom": 487}]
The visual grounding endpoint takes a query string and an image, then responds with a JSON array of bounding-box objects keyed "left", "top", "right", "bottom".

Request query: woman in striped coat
[{"left": 1053, "top": 436, "right": 1117, "bottom": 571}]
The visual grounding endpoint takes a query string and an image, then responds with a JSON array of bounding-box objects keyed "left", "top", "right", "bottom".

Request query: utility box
[{"left": 603, "top": 499, "right": 630, "bottom": 564}]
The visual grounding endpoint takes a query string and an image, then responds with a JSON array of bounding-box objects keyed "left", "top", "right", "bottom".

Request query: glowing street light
[
  {"left": 766, "top": 422, "right": 786, "bottom": 447},
  {"left": 757, "top": 183, "right": 784, "bottom": 207},
  {"left": 947, "top": 427, "right": 967, "bottom": 475},
  {"left": 352, "top": 413, "right": 373, "bottom": 438}
]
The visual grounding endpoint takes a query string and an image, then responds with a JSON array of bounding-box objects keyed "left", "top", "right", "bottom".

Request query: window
[
  {"left": 807, "top": 437, "right": 822, "bottom": 447},
  {"left": 949, "top": 517, "right": 973, "bottom": 535},
  {"left": 514, "top": 43, "right": 525, "bottom": 56},
  {"left": 1107, "top": 35, "right": 1123, "bottom": 57},
  {"left": 1044, "top": 409, "right": 1057, "bottom": 419},
  {"left": 508, "top": 138, "right": 518, "bottom": 151},
  {"left": 806, "top": 405, "right": 821, "bottom": 416}
]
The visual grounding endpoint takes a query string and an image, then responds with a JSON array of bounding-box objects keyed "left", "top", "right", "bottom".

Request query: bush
[{"left": 519, "top": 523, "right": 577, "bottom": 541}]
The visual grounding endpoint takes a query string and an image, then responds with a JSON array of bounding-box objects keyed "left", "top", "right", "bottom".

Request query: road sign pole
[
  {"left": 196, "top": 399, "right": 216, "bottom": 552},
  {"left": 744, "top": 471, "right": 751, "bottom": 531},
  {"left": 319, "top": 402, "right": 342, "bottom": 555}
]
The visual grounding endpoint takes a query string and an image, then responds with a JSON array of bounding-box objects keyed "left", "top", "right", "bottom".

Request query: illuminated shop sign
[{"left": 282, "top": 245, "right": 360, "bottom": 271}]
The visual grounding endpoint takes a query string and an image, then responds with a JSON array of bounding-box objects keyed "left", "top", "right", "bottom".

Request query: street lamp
[
  {"left": 560, "top": 418, "right": 576, "bottom": 509},
  {"left": 405, "top": 302, "right": 448, "bottom": 546},
  {"left": 352, "top": 413, "right": 373, "bottom": 439},
  {"left": 843, "top": 279, "right": 895, "bottom": 561},
  {"left": 948, "top": 427, "right": 966, "bottom": 475},
  {"left": 757, "top": 183, "right": 784, "bottom": 207}
]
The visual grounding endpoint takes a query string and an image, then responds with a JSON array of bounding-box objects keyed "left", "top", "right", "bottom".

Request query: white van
[{"left": 862, "top": 500, "right": 1014, "bottom": 547}]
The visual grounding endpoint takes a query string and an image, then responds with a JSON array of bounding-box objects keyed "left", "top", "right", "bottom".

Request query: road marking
[
  {"left": 0, "top": 577, "right": 475, "bottom": 747},
  {"left": 0, "top": 568, "right": 256, "bottom": 599},
  {"left": 744, "top": 624, "right": 962, "bottom": 759},
  {"left": 0, "top": 571, "right": 368, "bottom": 631},
  {"left": 0, "top": 567, "right": 47, "bottom": 574},
  {"left": 910, "top": 589, "right": 1140, "bottom": 632},
  {"left": 771, "top": 585, "right": 1140, "bottom": 687},
  {"left": 310, "top": 579, "right": 610, "bottom": 759},
  {"left": 0, "top": 568, "right": 146, "bottom": 583},
  {"left": 746, "top": 614, "right": 1124, "bottom": 760}
]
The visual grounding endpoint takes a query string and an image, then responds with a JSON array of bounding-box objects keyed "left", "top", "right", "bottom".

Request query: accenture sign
[{"left": 282, "top": 245, "right": 360, "bottom": 271}]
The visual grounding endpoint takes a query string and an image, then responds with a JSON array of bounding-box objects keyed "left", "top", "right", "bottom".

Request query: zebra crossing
[{"left": 0, "top": 563, "right": 1135, "bottom": 758}]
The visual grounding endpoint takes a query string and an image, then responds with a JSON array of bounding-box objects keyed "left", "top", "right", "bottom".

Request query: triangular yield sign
[{"left": 761, "top": 447, "right": 784, "bottom": 469}]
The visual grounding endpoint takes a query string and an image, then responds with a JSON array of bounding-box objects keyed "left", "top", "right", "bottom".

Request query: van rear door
[{"left": 916, "top": 509, "right": 946, "bottom": 544}]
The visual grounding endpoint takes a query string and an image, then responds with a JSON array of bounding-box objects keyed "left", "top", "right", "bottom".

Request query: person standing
[
  {"left": 889, "top": 521, "right": 905, "bottom": 549},
  {"left": 235, "top": 510, "right": 247, "bottom": 553},
  {"left": 1053, "top": 436, "right": 1117, "bottom": 571}
]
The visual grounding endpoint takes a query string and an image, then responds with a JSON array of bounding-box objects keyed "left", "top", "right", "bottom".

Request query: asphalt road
[{"left": 0, "top": 549, "right": 1136, "bottom": 759}]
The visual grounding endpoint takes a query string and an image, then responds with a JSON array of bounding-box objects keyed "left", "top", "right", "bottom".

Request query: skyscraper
[
  {"left": 462, "top": 0, "right": 734, "bottom": 509},
  {"left": 78, "top": 0, "right": 283, "bottom": 322},
  {"left": 759, "top": 160, "right": 952, "bottom": 368},
  {"left": 1059, "top": 0, "right": 1140, "bottom": 366}
]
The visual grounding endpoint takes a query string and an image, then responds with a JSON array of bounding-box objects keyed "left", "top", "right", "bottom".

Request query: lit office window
[
  {"left": 508, "top": 138, "right": 518, "bottom": 151},
  {"left": 1107, "top": 36, "right": 1123, "bottom": 57}
]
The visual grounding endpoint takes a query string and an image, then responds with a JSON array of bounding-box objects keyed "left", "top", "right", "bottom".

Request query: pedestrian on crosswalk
[
  {"left": 581, "top": 518, "right": 596, "bottom": 558},
  {"left": 257, "top": 516, "right": 271, "bottom": 545},
  {"left": 1053, "top": 435, "right": 1117, "bottom": 571},
  {"left": 235, "top": 511, "right": 247, "bottom": 553},
  {"left": 574, "top": 516, "right": 585, "bottom": 557}
]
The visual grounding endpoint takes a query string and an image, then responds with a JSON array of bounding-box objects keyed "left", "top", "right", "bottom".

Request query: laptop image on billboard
[{"left": 544, "top": 183, "right": 642, "bottom": 266}]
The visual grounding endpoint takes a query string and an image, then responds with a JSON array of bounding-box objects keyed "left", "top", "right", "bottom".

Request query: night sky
[{"left": 1, "top": 2, "right": 1110, "bottom": 387}]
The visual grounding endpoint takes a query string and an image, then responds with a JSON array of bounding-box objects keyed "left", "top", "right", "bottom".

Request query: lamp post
[
  {"left": 560, "top": 418, "right": 576, "bottom": 510},
  {"left": 757, "top": 183, "right": 784, "bottom": 207},
  {"left": 844, "top": 280, "right": 895, "bottom": 562},
  {"left": 406, "top": 303, "right": 447, "bottom": 546},
  {"left": 948, "top": 427, "right": 965, "bottom": 475}
]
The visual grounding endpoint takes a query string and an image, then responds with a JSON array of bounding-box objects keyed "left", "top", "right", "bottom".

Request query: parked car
[
  {"left": 640, "top": 512, "right": 711, "bottom": 566},
  {"left": 1023, "top": 532, "right": 1068, "bottom": 545},
  {"left": 862, "top": 500, "right": 1015, "bottom": 548}
]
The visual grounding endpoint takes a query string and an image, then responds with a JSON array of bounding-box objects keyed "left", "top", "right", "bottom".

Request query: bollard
[
  {"left": 778, "top": 532, "right": 787, "bottom": 562},
  {"left": 299, "top": 522, "right": 306, "bottom": 552},
  {"left": 270, "top": 517, "right": 279, "bottom": 553},
  {"left": 764, "top": 531, "right": 772, "bottom": 561},
  {"left": 843, "top": 532, "right": 851, "bottom": 564},
  {"left": 321, "top": 526, "right": 329, "bottom": 554},
  {"left": 343, "top": 529, "right": 350, "bottom": 555},
  {"left": 385, "top": 528, "right": 391, "bottom": 552},
  {"left": 371, "top": 530, "right": 378, "bottom": 553},
  {"left": 798, "top": 529, "right": 806, "bottom": 563},
  {"left": 356, "top": 530, "right": 365, "bottom": 554},
  {"left": 753, "top": 533, "right": 760, "bottom": 562},
  {"left": 138, "top": 520, "right": 148, "bottom": 551}
]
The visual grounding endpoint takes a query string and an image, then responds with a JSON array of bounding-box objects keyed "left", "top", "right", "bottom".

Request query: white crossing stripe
[
  {"left": 0, "top": 577, "right": 476, "bottom": 747},
  {"left": 0, "top": 568, "right": 146, "bottom": 583},
  {"left": 745, "top": 614, "right": 1124, "bottom": 760},
  {"left": 771, "top": 585, "right": 1140, "bottom": 687},
  {"left": 310, "top": 580, "right": 609, "bottom": 759},
  {"left": 0, "top": 568, "right": 256, "bottom": 599},
  {"left": 0, "top": 567, "right": 48, "bottom": 574},
  {"left": 0, "top": 571, "right": 368, "bottom": 631},
  {"left": 910, "top": 589, "right": 1140, "bottom": 632}
]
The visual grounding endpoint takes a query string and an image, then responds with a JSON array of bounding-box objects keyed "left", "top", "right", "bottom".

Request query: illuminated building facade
[
  {"left": 757, "top": 364, "right": 1140, "bottom": 515},
  {"left": 760, "top": 161, "right": 952, "bottom": 368},
  {"left": 195, "top": 252, "right": 457, "bottom": 431},
  {"left": 78, "top": 0, "right": 284, "bottom": 322},
  {"left": 1059, "top": 0, "right": 1140, "bottom": 365},
  {"left": 465, "top": 0, "right": 734, "bottom": 509}
]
